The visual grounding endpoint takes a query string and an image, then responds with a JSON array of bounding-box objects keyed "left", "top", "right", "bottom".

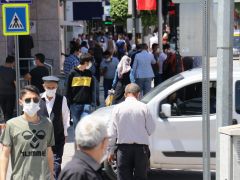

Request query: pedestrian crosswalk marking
[{"left": 8, "top": 13, "right": 24, "bottom": 30}]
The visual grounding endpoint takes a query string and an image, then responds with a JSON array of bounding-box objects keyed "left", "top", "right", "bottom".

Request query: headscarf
[{"left": 117, "top": 55, "right": 131, "bottom": 78}]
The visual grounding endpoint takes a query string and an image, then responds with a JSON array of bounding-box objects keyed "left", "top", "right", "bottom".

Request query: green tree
[
  {"left": 140, "top": 11, "right": 158, "bottom": 27},
  {"left": 110, "top": 0, "right": 128, "bottom": 24}
]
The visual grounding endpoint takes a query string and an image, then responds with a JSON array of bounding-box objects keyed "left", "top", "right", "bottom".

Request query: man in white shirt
[
  {"left": 108, "top": 83, "right": 156, "bottom": 180},
  {"left": 39, "top": 76, "right": 70, "bottom": 179}
]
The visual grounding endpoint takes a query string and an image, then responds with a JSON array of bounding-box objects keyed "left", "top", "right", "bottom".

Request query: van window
[
  {"left": 235, "top": 81, "right": 240, "bottom": 114},
  {"left": 160, "top": 82, "right": 216, "bottom": 116},
  {"left": 141, "top": 74, "right": 184, "bottom": 104}
]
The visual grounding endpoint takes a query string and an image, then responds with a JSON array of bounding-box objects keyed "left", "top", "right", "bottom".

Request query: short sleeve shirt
[
  {"left": 100, "top": 57, "right": 119, "bottom": 79},
  {"left": 30, "top": 66, "right": 49, "bottom": 93},
  {"left": 0, "top": 66, "right": 16, "bottom": 95},
  {"left": 0, "top": 116, "right": 55, "bottom": 180}
]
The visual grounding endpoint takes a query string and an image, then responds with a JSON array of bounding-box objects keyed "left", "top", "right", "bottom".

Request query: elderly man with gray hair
[
  {"left": 108, "top": 83, "right": 156, "bottom": 180},
  {"left": 59, "top": 116, "right": 108, "bottom": 180}
]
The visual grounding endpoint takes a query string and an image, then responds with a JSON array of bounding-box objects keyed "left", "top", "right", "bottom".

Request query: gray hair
[
  {"left": 125, "top": 83, "right": 141, "bottom": 94},
  {"left": 75, "top": 115, "right": 108, "bottom": 150}
]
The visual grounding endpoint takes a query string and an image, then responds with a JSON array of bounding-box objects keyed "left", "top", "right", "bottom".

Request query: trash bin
[{"left": 219, "top": 124, "right": 240, "bottom": 180}]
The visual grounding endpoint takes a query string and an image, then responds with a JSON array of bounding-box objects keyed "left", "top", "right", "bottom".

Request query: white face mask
[
  {"left": 106, "top": 58, "right": 111, "bottom": 62},
  {"left": 45, "top": 88, "right": 57, "bottom": 97},
  {"left": 23, "top": 102, "right": 40, "bottom": 117},
  {"left": 86, "top": 62, "right": 92, "bottom": 69},
  {"left": 100, "top": 139, "right": 108, "bottom": 163},
  {"left": 100, "top": 152, "right": 108, "bottom": 164}
]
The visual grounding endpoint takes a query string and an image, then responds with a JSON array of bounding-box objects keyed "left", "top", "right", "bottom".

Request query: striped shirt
[{"left": 63, "top": 54, "right": 80, "bottom": 75}]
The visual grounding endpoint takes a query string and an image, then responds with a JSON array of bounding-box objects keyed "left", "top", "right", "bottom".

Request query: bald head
[{"left": 124, "top": 83, "right": 141, "bottom": 98}]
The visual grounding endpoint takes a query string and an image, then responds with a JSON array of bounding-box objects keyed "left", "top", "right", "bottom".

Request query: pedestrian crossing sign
[{"left": 2, "top": 4, "right": 30, "bottom": 36}]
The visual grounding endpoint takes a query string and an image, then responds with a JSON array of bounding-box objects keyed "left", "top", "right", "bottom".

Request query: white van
[{"left": 90, "top": 60, "right": 240, "bottom": 179}]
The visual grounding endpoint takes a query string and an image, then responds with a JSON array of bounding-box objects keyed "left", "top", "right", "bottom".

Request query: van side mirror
[{"left": 160, "top": 104, "right": 171, "bottom": 118}]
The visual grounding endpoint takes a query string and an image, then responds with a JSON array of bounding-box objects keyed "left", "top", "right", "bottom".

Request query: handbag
[{"left": 105, "top": 89, "right": 115, "bottom": 106}]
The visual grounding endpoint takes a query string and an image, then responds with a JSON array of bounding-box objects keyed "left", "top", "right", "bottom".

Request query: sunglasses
[{"left": 24, "top": 97, "right": 40, "bottom": 104}]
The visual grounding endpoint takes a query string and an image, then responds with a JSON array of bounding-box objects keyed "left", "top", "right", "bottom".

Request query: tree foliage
[
  {"left": 110, "top": 0, "right": 128, "bottom": 24},
  {"left": 110, "top": 0, "right": 158, "bottom": 28},
  {"left": 140, "top": 11, "right": 158, "bottom": 27}
]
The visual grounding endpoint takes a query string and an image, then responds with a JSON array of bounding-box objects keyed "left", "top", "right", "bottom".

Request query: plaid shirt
[{"left": 63, "top": 54, "right": 80, "bottom": 75}]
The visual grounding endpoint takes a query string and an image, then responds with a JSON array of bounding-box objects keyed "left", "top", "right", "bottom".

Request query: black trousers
[
  {"left": 117, "top": 144, "right": 150, "bottom": 180},
  {"left": 0, "top": 94, "right": 15, "bottom": 122},
  {"left": 103, "top": 78, "right": 113, "bottom": 99}
]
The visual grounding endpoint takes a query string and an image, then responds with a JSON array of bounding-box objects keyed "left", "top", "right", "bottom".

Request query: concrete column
[
  {"left": 0, "top": 0, "right": 61, "bottom": 74},
  {"left": 31, "top": 0, "right": 61, "bottom": 75},
  {"left": 0, "top": 7, "right": 7, "bottom": 65}
]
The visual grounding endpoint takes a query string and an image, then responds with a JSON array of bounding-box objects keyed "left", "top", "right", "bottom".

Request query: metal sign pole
[
  {"left": 216, "top": 0, "right": 234, "bottom": 180},
  {"left": 202, "top": 0, "right": 211, "bottom": 180},
  {"left": 132, "top": 0, "right": 136, "bottom": 44},
  {"left": 158, "top": 0, "right": 162, "bottom": 51},
  {"left": 14, "top": 35, "right": 21, "bottom": 116}
]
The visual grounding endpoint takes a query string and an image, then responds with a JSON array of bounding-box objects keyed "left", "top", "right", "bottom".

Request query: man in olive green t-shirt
[{"left": 0, "top": 85, "right": 55, "bottom": 180}]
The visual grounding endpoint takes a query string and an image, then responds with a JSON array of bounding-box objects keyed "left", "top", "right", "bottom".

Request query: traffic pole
[
  {"left": 132, "top": 0, "right": 136, "bottom": 44},
  {"left": 14, "top": 35, "right": 21, "bottom": 116},
  {"left": 158, "top": 0, "right": 162, "bottom": 51},
  {"left": 202, "top": 0, "right": 211, "bottom": 180},
  {"left": 216, "top": 0, "right": 234, "bottom": 180}
]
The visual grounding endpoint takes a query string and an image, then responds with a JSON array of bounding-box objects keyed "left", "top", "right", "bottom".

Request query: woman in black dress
[{"left": 112, "top": 55, "right": 134, "bottom": 104}]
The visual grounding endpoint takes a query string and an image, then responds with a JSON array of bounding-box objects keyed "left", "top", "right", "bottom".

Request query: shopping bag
[{"left": 105, "top": 94, "right": 114, "bottom": 106}]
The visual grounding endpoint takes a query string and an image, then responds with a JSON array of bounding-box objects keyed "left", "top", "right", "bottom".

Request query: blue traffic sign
[
  {"left": 2, "top": 4, "right": 30, "bottom": 36},
  {"left": 0, "top": 0, "right": 32, "bottom": 4}
]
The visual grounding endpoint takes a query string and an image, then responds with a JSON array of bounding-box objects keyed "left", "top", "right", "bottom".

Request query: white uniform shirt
[
  {"left": 108, "top": 97, "right": 156, "bottom": 153},
  {"left": 41, "top": 92, "right": 70, "bottom": 136}
]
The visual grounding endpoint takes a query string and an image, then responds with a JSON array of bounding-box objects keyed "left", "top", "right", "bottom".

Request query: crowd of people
[
  {"left": 0, "top": 29, "right": 202, "bottom": 180},
  {"left": 63, "top": 31, "right": 201, "bottom": 106}
]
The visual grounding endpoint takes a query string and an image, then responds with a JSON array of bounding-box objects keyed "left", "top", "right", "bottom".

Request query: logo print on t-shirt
[{"left": 22, "top": 129, "right": 46, "bottom": 149}]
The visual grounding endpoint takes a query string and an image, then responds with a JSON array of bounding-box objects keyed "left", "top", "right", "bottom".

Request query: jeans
[
  {"left": 0, "top": 94, "right": 15, "bottom": 122},
  {"left": 117, "top": 144, "right": 150, "bottom": 180},
  {"left": 53, "top": 152, "right": 63, "bottom": 179},
  {"left": 103, "top": 78, "right": 113, "bottom": 99},
  {"left": 135, "top": 78, "right": 152, "bottom": 96},
  {"left": 70, "top": 103, "right": 91, "bottom": 129}
]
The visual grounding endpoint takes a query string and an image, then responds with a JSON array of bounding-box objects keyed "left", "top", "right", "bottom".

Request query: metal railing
[{"left": 19, "top": 58, "right": 54, "bottom": 76}]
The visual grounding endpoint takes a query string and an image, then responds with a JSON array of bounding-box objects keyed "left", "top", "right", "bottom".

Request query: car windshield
[{"left": 141, "top": 74, "right": 184, "bottom": 104}]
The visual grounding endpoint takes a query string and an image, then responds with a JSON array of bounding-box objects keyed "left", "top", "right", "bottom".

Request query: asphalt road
[
  {"left": 101, "top": 169, "right": 215, "bottom": 180},
  {"left": 147, "top": 169, "right": 215, "bottom": 180}
]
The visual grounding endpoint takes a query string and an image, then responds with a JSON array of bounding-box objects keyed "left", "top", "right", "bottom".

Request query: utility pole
[
  {"left": 132, "top": 0, "right": 136, "bottom": 44},
  {"left": 14, "top": 36, "right": 21, "bottom": 116},
  {"left": 216, "top": 0, "right": 234, "bottom": 180},
  {"left": 158, "top": 0, "right": 162, "bottom": 51},
  {"left": 202, "top": 0, "right": 211, "bottom": 179}
]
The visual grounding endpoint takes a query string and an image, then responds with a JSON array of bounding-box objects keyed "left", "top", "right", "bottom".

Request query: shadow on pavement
[{"left": 148, "top": 169, "right": 215, "bottom": 180}]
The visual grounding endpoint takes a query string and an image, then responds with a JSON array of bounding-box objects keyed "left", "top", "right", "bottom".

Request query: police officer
[{"left": 38, "top": 76, "right": 70, "bottom": 179}]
